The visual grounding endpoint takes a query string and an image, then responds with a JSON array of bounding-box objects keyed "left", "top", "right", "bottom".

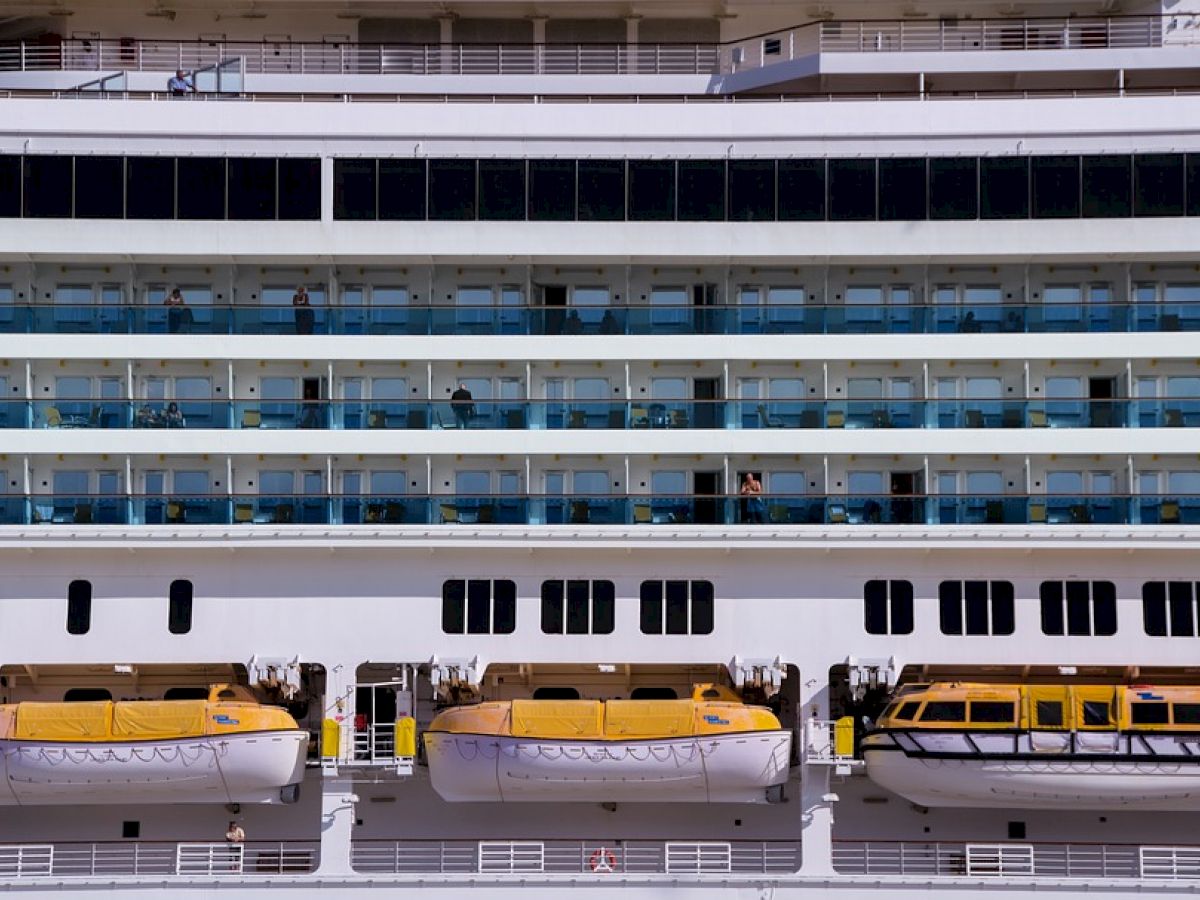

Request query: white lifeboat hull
[
  {"left": 865, "top": 732, "right": 1200, "bottom": 810},
  {"left": 425, "top": 730, "right": 792, "bottom": 803},
  {"left": 0, "top": 730, "right": 308, "bottom": 805}
]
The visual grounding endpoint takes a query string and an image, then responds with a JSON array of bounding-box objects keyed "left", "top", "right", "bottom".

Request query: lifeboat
[
  {"left": 423, "top": 684, "right": 792, "bottom": 803},
  {"left": 0, "top": 684, "right": 307, "bottom": 805},
  {"left": 863, "top": 682, "right": 1200, "bottom": 810}
]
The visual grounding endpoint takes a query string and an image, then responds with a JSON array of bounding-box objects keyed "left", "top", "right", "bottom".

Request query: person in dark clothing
[
  {"left": 450, "top": 383, "right": 474, "bottom": 429},
  {"left": 293, "top": 285, "right": 315, "bottom": 335}
]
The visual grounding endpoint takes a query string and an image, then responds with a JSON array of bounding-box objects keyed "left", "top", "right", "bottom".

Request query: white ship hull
[
  {"left": 865, "top": 747, "right": 1200, "bottom": 810},
  {"left": 425, "top": 731, "right": 792, "bottom": 803},
  {"left": 0, "top": 731, "right": 308, "bottom": 805}
]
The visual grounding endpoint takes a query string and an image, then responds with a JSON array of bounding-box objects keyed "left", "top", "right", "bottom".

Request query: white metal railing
[
  {"left": 0, "top": 842, "right": 317, "bottom": 878},
  {"left": 351, "top": 840, "right": 801, "bottom": 875},
  {"left": 833, "top": 841, "right": 1157, "bottom": 879},
  {"left": 803, "top": 719, "right": 861, "bottom": 772}
]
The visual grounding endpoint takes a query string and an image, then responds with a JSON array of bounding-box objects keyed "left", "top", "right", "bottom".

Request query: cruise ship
[{"left": 1, "top": 0, "right": 1200, "bottom": 895}]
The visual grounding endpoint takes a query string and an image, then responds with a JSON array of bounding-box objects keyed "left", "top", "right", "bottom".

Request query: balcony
[
  {"left": 8, "top": 493, "right": 1197, "bottom": 527},
  {"left": 0, "top": 841, "right": 317, "bottom": 877},
  {"left": 5, "top": 302, "right": 1200, "bottom": 336},
  {"left": 18, "top": 398, "right": 1200, "bottom": 432}
]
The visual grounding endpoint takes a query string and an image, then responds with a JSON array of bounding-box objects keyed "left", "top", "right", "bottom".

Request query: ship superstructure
[{"left": 0, "top": 0, "right": 1199, "bottom": 896}]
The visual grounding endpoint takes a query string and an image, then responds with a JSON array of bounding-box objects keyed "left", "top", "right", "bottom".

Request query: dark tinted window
[
  {"left": 920, "top": 701, "right": 966, "bottom": 722},
  {"left": 168, "top": 579, "right": 193, "bottom": 635},
  {"left": 1041, "top": 580, "right": 1117, "bottom": 636},
  {"left": 865, "top": 579, "right": 913, "bottom": 634},
  {"left": 278, "top": 158, "right": 321, "bottom": 220},
  {"left": 1169, "top": 581, "right": 1196, "bottom": 636},
  {"left": 894, "top": 702, "right": 917, "bottom": 721},
  {"left": 0, "top": 156, "right": 19, "bottom": 218},
  {"left": 1143, "top": 580, "right": 1168, "bottom": 636},
  {"left": 691, "top": 579, "right": 714, "bottom": 634},
  {"left": 565, "top": 580, "right": 590, "bottom": 634},
  {"left": 541, "top": 580, "right": 564, "bottom": 634},
  {"left": 334, "top": 159, "right": 377, "bottom": 221},
  {"left": 1131, "top": 702, "right": 1169, "bottom": 725},
  {"left": 126, "top": 157, "right": 174, "bottom": 219},
  {"left": 828, "top": 158, "right": 876, "bottom": 221},
  {"left": 677, "top": 160, "right": 725, "bottom": 221},
  {"left": 528, "top": 160, "right": 575, "bottom": 221},
  {"left": 74, "top": 156, "right": 124, "bottom": 219},
  {"left": 1036, "top": 700, "right": 1064, "bottom": 727},
  {"left": 964, "top": 580, "right": 990, "bottom": 634},
  {"left": 639, "top": 579, "right": 711, "bottom": 634},
  {"left": 628, "top": 160, "right": 675, "bottom": 221},
  {"left": 1032, "top": 156, "right": 1080, "bottom": 218},
  {"left": 991, "top": 580, "right": 1016, "bottom": 635},
  {"left": 478, "top": 159, "right": 525, "bottom": 221},
  {"left": 64, "top": 687, "right": 110, "bottom": 701},
  {"left": 578, "top": 160, "right": 625, "bottom": 221},
  {"left": 664, "top": 579, "right": 688, "bottom": 633},
  {"left": 532, "top": 687, "right": 579, "bottom": 700},
  {"left": 980, "top": 157, "right": 1029, "bottom": 219},
  {"left": 970, "top": 701, "right": 1015, "bottom": 723},
  {"left": 492, "top": 580, "right": 516, "bottom": 634},
  {"left": 1175, "top": 703, "right": 1200, "bottom": 724},
  {"left": 1188, "top": 155, "right": 1200, "bottom": 217},
  {"left": 728, "top": 159, "right": 775, "bottom": 221},
  {"left": 228, "top": 158, "right": 277, "bottom": 220},
  {"left": 1093, "top": 581, "right": 1117, "bottom": 636},
  {"left": 1082, "top": 700, "right": 1111, "bottom": 727},
  {"left": 177, "top": 158, "right": 227, "bottom": 220},
  {"left": 1066, "top": 580, "right": 1091, "bottom": 636},
  {"left": 593, "top": 579, "right": 615, "bottom": 635},
  {"left": 164, "top": 686, "right": 208, "bottom": 700},
  {"left": 428, "top": 159, "right": 476, "bottom": 221},
  {"left": 778, "top": 159, "right": 825, "bottom": 221},
  {"left": 938, "top": 581, "right": 962, "bottom": 634},
  {"left": 1082, "top": 155, "right": 1131, "bottom": 218},
  {"left": 1040, "top": 581, "right": 1064, "bottom": 634},
  {"left": 1135, "top": 154, "right": 1185, "bottom": 217},
  {"left": 630, "top": 687, "right": 677, "bottom": 699},
  {"left": 379, "top": 159, "right": 426, "bottom": 221},
  {"left": 929, "top": 158, "right": 977, "bottom": 220},
  {"left": 441, "top": 579, "right": 466, "bottom": 633},
  {"left": 67, "top": 579, "right": 91, "bottom": 635},
  {"left": 24, "top": 156, "right": 73, "bottom": 218},
  {"left": 878, "top": 158, "right": 926, "bottom": 221},
  {"left": 466, "top": 578, "right": 490, "bottom": 634},
  {"left": 639, "top": 580, "right": 662, "bottom": 634}
]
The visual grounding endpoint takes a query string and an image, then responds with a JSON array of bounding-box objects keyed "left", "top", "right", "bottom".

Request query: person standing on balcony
[
  {"left": 451, "top": 383, "right": 475, "bottom": 430},
  {"left": 741, "top": 471, "right": 766, "bottom": 524},
  {"left": 293, "top": 285, "right": 315, "bottom": 335},
  {"left": 225, "top": 821, "right": 245, "bottom": 844},
  {"left": 167, "top": 69, "right": 195, "bottom": 97},
  {"left": 164, "top": 288, "right": 189, "bottom": 334}
]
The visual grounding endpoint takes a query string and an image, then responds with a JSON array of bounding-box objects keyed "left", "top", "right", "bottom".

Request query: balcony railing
[
  {"left": 8, "top": 493, "right": 1198, "bottom": 527},
  {"left": 17, "top": 397, "right": 1200, "bottom": 431},
  {"left": 0, "top": 841, "right": 317, "bottom": 878},
  {"left": 4, "top": 303, "right": 1200, "bottom": 336},
  {"left": 351, "top": 839, "right": 800, "bottom": 875}
]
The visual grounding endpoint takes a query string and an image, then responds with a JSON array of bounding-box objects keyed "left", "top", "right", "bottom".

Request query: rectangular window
[
  {"left": 0, "top": 156, "right": 19, "bottom": 218},
  {"left": 677, "top": 160, "right": 725, "bottom": 221},
  {"left": 126, "top": 157, "right": 175, "bottom": 219},
  {"left": 528, "top": 160, "right": 576, "bottom": 221},
  {"left": 970, "top": 701, "right": 1015, "bottom": 724},
  {"left": 1082, "top": 155, "right": 1131, "bottom": 218},
  {"left": 441, "top": 579, "right": 515, "bottom": 634},
  {"left": 1134, "top": 154, "right": 1185, "bottom": 217},
  {"left": 67, "top": 579, "right": 91, "bottom": 635},
  {"left": 980, "top": 157, "right": 1029, "bottom": 219},
  {"left": 74, "top": 156, "right": 124, "bottom": 219},
  {"left": 478, "top": 159, "right": 526, "bottom": 221},
  {"left": 227, "top": 158, "right": 277, "bottom": 220},
  {"left": 639, "top": 580, "right": 714, "bottom": 635},
  {"left": 577, "top": 160, "right": 625, "bottom": 221},
  {"left": 1032, "top": 156, "right": 1081, "bottom": 218},
  {"left": 878, "top": 158, "right": 926, "bottom": 221},
  {"left": 928, "top": 158, "right": 978, "bottom": 220},
  {"left": 777, "top": 159, "right": 825, "bottom": 221},
  {"left": 864, "top": 579, "right": 914, "bottom": 635},
  {"left": 23, "top": 156, "right": 73, "bottom": 218},
  {"left": 1143, "top": 581, "right": 1200, "bottom": 636},
  {"left": 1175, "top": 703, "right": 1200, "bottom": 725},
  {"left": 1040, "top": 580, "right": 1117, "bottom": 636},
  {"left": 168, "top": 579, "right": 193, "bottom": 635},
  {"left": 920, "top": 701, "right": 965, "bottom": 722},
  {"left": 428, "top": 159, "right": 476, "bottom": 221},
  {"left": 628, "top": 160, "right": 676, "bottom": 221},
  {"left": 728, "top": 159, "right": 775, "bottom": 221},
  {"left": 828, "top": 158, "right": 876, "bottom": 221},
  {"left": 540, "top": 580, "right": 615, "bottom": 634},
  {"left": 938, "top": 580, "right": 1015, "bottom": 635},
  {"left": 334, "top": 159, "right": 377, "bottom": 221},
  {"left": 177, "top": 158, "right": 227, "bottom": 220},
  {"left": 1188, "top": 154, "right": 1200, "bottom": 217},
  {"left": 1036, "top": 700, "right": 1064, "bottom": 727},
  {"left": 379, "top": 159, "right": 427, "bottom": 221},
  {"left": 277, "top": 158, "right": 321, "bottom": 221},
  {"left": 1131, "top": 703, "right": 1169, "bottom": 725}
]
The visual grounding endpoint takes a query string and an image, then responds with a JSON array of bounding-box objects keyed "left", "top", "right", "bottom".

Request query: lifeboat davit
[
  {"left": 863, "top": 682, "right": 1200, "bottom": 810},
  {"left": 0, "top": 684, "right": 307, "bottom": 805},
  {"left": 423, "top": 684, "right": 792, "bottom": 803}
]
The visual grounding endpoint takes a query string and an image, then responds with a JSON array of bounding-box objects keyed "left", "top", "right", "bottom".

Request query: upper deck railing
[{"left": 0, "top": 14, "right": 1191, "bottom": 79}]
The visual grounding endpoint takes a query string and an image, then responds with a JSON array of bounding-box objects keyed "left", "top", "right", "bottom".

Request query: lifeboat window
[
  {"left": 168, "top": 579, "right": 193, "bottom": 635},
  {"left": 1142, "top": 581, "right": 1200, "bottom": 637},
  {"left": 1131, "top": 703, "right": 1170, "bottom": 725},
  {"left": 1035, "top": 700, "right": 1064, "bottom": 727},
  {"left": 1173, "top": 703, "right": 1200, "bottom": 725},
  {"left": 1082, "top": 701, "right": 1112, "bottom": 727},
  {"left": 540, "top": 580, "right": 615, "bottom": 635},
  {"left": 532, "top": 687, "right": 581, "bottom": 700},
  {"left": 630, "top": 687, "right": 678, "bottom": 700},
  {"left": 893, "top": 702, "right": 918, "bottom": 721},
  {"left": 441, "top": 579, "right": 517, "bottom": 635},
  {"left": 639, "top": 580, "right": 714, "bottom": 635},
  {"left": 919, "top": 701, "right": 966, "bottom": 722},
  {"left": 969, "top": 702, "right": 1015, "bottom": 724},
  {"left": 164, "top": 687, "right": 208, "bottom": 700},
  {"left": 63, "top": 687, "right": 111, "bottom": 702},
  {"left": 1040, "top": 580, "right": 1118, "bottom": 636},
  {"left": 66, "top": 579, "right": 91, "bottom": 635},
  {"left": 863, "top": 580, "right": 914, "bottom": 635},
  {"left": 939, "top": 580, "right": 1015, "bottom": 636}
]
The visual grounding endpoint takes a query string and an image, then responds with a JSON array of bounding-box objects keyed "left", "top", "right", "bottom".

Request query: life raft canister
[{"left": 589, "top": 847, "right": 617, "bottom": 873}]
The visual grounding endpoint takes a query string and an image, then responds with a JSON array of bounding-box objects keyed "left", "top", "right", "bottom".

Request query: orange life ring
[{"left": 589, "top": 847, "right": 617, "bottom": 873}]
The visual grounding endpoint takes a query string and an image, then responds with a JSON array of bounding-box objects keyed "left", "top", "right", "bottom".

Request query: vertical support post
[
  {"left": 797, "top": 674, "right": 836, "bottom": 875},
  {"left": 625, "top": 16, "right": 640, "bottom": 73},
  {"left": 320, "top": 156, "right": 334, "bottom": 224},
  {"left": 315, "top": 776, "right": 357, "bottom": 875}
]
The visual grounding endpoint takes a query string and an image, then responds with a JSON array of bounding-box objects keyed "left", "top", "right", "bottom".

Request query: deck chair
[
  {"left": 234, "top": 503, "right": 254, "bottom": 523},
  {"left": 828, "top": 504, "right": 848, "bottom": 524},
  {"left": 1161, "top": 501, "right": 1181, "bottom": 524},
  {"left": 439, "top": 504, "right": 458, "bottom": 524},
  {"left": 1028, "top": 502, "right": 1047, "bottom": 523},
  {"left": 73, "top": 503, "right": 93, "bottom": 524},
  {"left": 826, "top": 410, "right": 846, "bottom": 429},
  {"left": 45, "top": 406, "right": 62, "bottom": 428},
  {"left": 368, "top": 410, "right": 387, "bottom": 429},
  {"left": 630, "top": 407, "right": 650, "bottom": 429},
  {"left": 569, "top": 500, "right": 590, "bottom": 524},
  {"left": 1029, "top": 409, "right": 1048, "bottom": 428},
  {"left": 568, "top": 410, "right": 587, "bottom": 429},
  {"left": 166, "top": 501, "right": 185, "bottom": 524},
  {"left": 242, "top": 409, "right": 262, "bottom": 428},
  {"left": 633, "top": 504, "right": 652, "bottom": 524},
  {"left": 273, "top": 503, "right": 295, "bottom": 524},
  {"left": 757, "top": 404, "right": 784, "bottom": 428}
]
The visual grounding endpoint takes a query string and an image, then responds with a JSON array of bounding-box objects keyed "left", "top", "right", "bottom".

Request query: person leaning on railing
[{"left": 167, "top": 69, "right": 195, "bottom": 97}]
